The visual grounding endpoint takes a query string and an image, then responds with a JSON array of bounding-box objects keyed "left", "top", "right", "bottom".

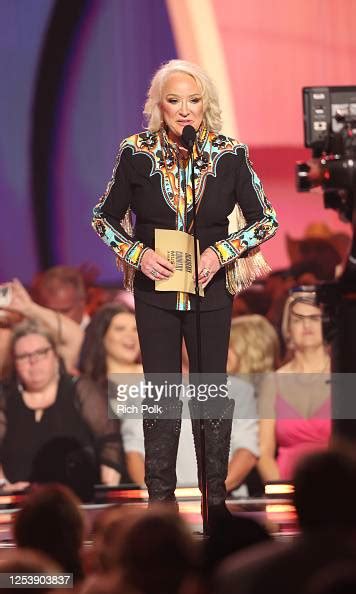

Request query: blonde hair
[
  {"left": 143, "top": 59, "right": 222, "bottom": 133},
  {"left": 229, "top": 314, "right": 280, "bottom": 375}
]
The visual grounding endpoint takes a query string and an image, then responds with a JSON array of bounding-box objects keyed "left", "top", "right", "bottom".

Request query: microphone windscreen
[{"left": 181, "top": 125, "right": 196, "bottom": 149}]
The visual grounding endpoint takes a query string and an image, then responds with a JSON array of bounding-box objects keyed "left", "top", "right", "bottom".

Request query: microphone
[{"left": 181, "top": 125, "right": 196, "bottom": 151}]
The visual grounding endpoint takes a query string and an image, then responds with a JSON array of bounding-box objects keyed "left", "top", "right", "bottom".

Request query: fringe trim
[
  {"left": 116, "top": 208, "right": 136, "bottom": 293},
  {"left": 226, "top": 203, "right": 271, "bottom": 295},
  {"left": 116, "top": 195, "right": 272, "bottom": 297},
  {"left": 225, "top": 249, "right": 271, "bottom": 295}
]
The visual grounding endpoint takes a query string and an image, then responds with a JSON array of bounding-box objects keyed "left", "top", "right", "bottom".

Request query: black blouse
[{"left": 92, "top": 129, "right": 278, "bottom": 310}]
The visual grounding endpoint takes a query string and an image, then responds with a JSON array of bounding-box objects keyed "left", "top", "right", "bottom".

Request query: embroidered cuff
[
  {"left": 212, "top": 238, "right": 246, "bottom": 266},
  {"left": 124, "top": 242, "right": 147, "bottom": 270}
]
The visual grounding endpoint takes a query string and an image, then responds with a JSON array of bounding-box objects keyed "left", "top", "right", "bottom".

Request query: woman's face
[
  {"left": 288, "top": 300, "right": 324, "bottom": 351},
  {"left": 14, "top": 333, "right": 58, "bottom": 392},
  {"left": 103, "top": 313, "right": 140, "bottom": 365},
  {"left": 160, "top": 72, "right": 204, "bottom": 142}
]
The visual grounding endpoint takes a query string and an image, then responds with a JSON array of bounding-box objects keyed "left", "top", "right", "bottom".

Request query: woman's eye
[
  {"left": 191, "top": 98, "right": 201, "bottom": 103},
  {"left": 168, "top": 99, "right": 178, "bottom": 104}
]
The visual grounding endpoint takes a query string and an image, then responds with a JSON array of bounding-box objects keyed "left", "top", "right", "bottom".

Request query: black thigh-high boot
[
  {"left": 143, "top": 399, "right": 183, "bottom": 503},
  {"left": 188, "top": 396, "right": 235, "bottom": 524}
]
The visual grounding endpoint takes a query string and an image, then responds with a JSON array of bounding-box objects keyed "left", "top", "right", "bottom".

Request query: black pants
[
  {"left": 134, "top": 299, "right": 233, "bottom": 374},
  {"left": 134, "top": 298, "right": 234, "bottom": 506}
]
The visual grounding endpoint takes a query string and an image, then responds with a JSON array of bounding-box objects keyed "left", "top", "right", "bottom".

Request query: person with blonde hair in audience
[
  {"left": 258, "top": 289, "right": 331, "bottom": 482},
  {"left": 228, "top": 314, "right": 280, "bottom": 376},
  {"left": 225, "top": 314, "right": 280, "bottom": 493}
]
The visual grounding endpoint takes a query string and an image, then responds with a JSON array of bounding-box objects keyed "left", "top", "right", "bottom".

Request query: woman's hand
[
  {"left": 197, "top": 248, "right": 221, "bottom": 288},
  {"left": 140, "top": 249, "right": 174, "bottom": 281}
]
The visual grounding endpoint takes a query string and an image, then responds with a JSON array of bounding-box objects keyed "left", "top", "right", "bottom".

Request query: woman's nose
[{"left": 179, "top": 101, "right": 189, "bottom": 115}]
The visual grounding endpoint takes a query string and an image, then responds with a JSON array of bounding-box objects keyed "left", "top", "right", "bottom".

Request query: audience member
[
  {"left": 79, "top": 303, "right": 142, "bottom": 484},
  {"left": 286, "top": 222, "right": 350, "bottom": 274},
  {"left": 305, "top": 562, "right": 356, "bottom": 594},
  {"left": 14, "top": 484, "right": 85, "bottom": 582},
  {"left": 232, "top": 286, "right": 271, "bottom": 318},
  {"left": 225, "top": 315, "right": 280, "bottom": 495},
  {"left": 227, "top": 314, "right": 280, "bottom": 376},
  {"left": 0, "top": 320, "right": 123, "bottom": 493},
  {"left": 32, "top": 265, "right": 89, "bottom": 327},
  {"left": 216, "top": 451, "right": 356, "bottom": 594},
  {"left": 79, "top": 571, "right": 136, "bottom": 594},
  {"left": 86, "top": 506, "right": 142, "bottom": 574},
  {"left": 0, "top": 548, "right": 64, "bottom": 594},
  {"left": 85, "top": 505, "right": 200, "bottom": 594},
  {"left": 258, "top": 289, "right": 331, "bottom": 482},
  {"left": 0, "top": 278, "right": 83, "bottom": 372}
]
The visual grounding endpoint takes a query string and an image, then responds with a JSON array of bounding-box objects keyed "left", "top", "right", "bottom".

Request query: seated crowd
[
  {"left": 0, "top": 224, "right": 354, "bottom": 593},
  {"left": 2, "top": 450, "right": 356, "bottom": 593}
]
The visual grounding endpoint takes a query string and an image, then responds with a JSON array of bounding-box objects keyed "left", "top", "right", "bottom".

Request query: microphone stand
[{"left": 187, "top": 139, "right": 209, "bottom": 536}]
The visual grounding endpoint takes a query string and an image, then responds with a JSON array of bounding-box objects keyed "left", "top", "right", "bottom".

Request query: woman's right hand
[{"left": 140, "top": 249, "right": 174, "bottom": 281}]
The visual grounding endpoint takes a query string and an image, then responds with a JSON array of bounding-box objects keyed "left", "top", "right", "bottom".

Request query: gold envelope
[{"left": 154, "top": 229, "right": 204, "bottom": 296}]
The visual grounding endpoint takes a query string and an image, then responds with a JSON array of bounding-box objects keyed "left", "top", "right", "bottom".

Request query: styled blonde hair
[
  {"left": 143, "top": 59, "right": 222, "bottom": 133},
  {"left": 229, "top": 314, "right": 280, "bottom": 375}
]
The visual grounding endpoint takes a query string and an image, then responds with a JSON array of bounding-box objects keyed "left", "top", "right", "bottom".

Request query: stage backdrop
[{"left": 1, "top": 0, "right": 355, "bottom": 284}]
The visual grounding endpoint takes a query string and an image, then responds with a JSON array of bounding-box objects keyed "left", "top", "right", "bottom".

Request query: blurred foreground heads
[
  {"left": 216, "top": 451, "right": 356, "bottom": 594},
  {"left": 81, "top": 505, "right": 201, "bottom": 594}
]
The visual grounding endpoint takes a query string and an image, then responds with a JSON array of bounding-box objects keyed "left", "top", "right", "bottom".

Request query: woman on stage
[{"left": 92, "top": 59, "right": 278, "bottom": 517}]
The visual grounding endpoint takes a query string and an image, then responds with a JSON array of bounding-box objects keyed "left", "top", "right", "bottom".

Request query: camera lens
[{"left": 295, "top": 162, "right": 312, "bottom": 191}]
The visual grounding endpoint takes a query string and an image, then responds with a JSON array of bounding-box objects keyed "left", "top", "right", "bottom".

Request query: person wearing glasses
[
  {"left": 0, "top": 278, "right": 84, "bottom": 379},
  {"left": 258, "top": 289, "right": 331, "bottom": 482},
  {"left": 0, "top": 320, "right": 123, "bottom": 493}
]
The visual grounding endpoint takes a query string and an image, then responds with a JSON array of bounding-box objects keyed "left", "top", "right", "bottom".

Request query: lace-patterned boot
[
  {"left": 143, "top": 399, "right": 183, "bottom": 504},
  {"left": 189, "top": 396, "right": 235, "bottom": 527}
]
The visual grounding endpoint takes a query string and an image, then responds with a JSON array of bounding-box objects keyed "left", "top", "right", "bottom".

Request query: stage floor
[{"left": 0, "top": 486, "right": 299, "bottom": 549}]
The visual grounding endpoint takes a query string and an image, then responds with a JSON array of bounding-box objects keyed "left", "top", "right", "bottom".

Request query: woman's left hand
[{"left": 197, "top": 248, "right": 221, "bottom": 288}]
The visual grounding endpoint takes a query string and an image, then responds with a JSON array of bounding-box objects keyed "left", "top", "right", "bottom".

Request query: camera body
[
  {"left": 302, "top": 86, "right": 356, "bottom": 155},
  {"left": 295, "top": 87, "right": 356, "bottom": 440},
  {"left": 296, "top": 86, "right": 356, "bottom": 221}
]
